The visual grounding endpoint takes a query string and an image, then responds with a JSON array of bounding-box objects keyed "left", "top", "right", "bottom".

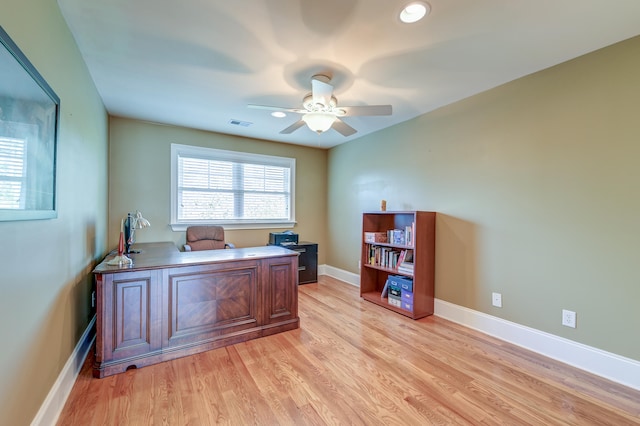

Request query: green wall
[
  {"left": 0, "top": 1, "right": 108, "bottom": 424},
  {"left": 2, "top": 2, "right": 638, "bottom": 422},
  {"left": 327, "top": 36, "right": 640, "bottom": 361},
  {"left": 108, "top": 117, "right": 328, "bottom": 262}
]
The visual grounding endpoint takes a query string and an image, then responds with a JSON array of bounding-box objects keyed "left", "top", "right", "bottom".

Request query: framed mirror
[{"left": 0, "top": 25, "right": 60, "bottom": 221}]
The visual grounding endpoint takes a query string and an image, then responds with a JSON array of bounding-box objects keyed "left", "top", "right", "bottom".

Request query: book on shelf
[
  {"left": 381, "top": 278, "right": 390, "bottom": 298},
  {"left": 384, "top": 228, "right": 408, "bottom": 245},
  {"left": 379, "top": 223, "right": 416, "bottom": 247},
  {"left": 366, "top": 244, "right": 400, "bottom": 269},
  {"left": 397, "top": 250, "right": 414, "bottom": 275},
  {"left": 397, "top": 263, "right": 414, "bottom": 275},
  {"left": 364, "top": 232, "right": 387, "bottom": 243},
  {"left": 393, "top": 229, "right": 405, "bottom": 245},
  {"left": 397, "top": 249, "right": 413, "bottom": 265},
  {"left": 405, "top": 222, "right": 415, "bottom": 247}
]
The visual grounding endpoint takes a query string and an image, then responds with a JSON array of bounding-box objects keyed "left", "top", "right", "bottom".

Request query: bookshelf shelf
[
  {"left": 361, "top": 291, "right": 414, "bottom": 316},
  {"left": 363, "top": 263, "right": 413, "bottom": 278},
  {"left": 360, "top": 211, "right": 436, "bottom": 319},
  {"left": 365, "top": 242, "right": 414, "bottom": 250}
]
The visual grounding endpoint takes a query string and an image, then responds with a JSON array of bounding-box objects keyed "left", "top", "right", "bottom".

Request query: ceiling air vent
[{"left": 229, "top": 119, "right": 252, "bottom": 127}]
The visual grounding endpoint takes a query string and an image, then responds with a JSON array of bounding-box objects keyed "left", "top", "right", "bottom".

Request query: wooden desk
[{"left": 93, "top": 242, "right": 299, "bottom": 378}]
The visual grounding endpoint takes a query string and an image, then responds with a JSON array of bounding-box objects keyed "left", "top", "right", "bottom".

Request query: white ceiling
[{"left": 57, "top": 0, "right": 640, "bottom": 149}]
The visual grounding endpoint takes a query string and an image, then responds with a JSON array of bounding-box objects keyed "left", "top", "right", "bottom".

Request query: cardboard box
[
  {"left": 401, "top": 301, "right": 414, "bottom": 312},
  {"left": 389, "top": 287, "right": 401, "bottom": 298},
  {"left": 389, "top": 275, "right": 413, "bottom": 292},
  {"left": 364, "top": 232, "right": 388, "bottom": 243},
  {"left": 388, "top": 296, "right": 402, "bottom": 308},
  {"left": 401, "top": 291, "right": 414, "bottom": 303}
]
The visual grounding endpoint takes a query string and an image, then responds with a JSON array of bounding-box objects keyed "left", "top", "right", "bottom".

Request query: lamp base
[{"left": 107, "top": 254, "right": 133, "bottom": 266}]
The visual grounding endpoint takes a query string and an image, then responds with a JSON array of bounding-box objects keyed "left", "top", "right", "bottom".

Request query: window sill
[{"left": 170, "top": 221, "right": 297, "bottom": 232}]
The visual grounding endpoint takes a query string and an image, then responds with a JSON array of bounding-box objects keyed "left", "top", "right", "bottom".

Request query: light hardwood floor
[{"left": 58, "top": 276, "right": 640, "bottom": 425}]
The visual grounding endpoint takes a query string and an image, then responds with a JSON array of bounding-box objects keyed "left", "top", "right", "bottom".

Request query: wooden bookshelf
[{"left": 360, "top": 211, "right": 435, "bottom": 319}]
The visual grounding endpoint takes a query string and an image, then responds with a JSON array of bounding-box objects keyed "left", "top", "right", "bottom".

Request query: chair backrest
[{"left": 185, "top": 226, "right": 227, "bottom": 251}]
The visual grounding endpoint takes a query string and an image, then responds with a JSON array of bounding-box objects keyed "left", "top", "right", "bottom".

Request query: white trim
[
  {"left": 434, "top": 299, "right": 640, "bottom": 391},
  {"left": 320, "top": 264, "right": 360, "bottom": 287},
  {"left": 170, "top": 221, "right": 297, "bottom": 232},
  {"left": 324, "top": 265, "right": 640, "bottom": 391},
  {"left": 31, "top": 316, "right": 96, "bottom": 426},
  {"left": 170, "top": 143, "right": 296, "bottom": 227}
]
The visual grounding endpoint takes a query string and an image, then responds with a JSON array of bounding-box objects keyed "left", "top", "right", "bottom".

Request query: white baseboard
[
  {"left": 434, "top": 299, "right": 640, "bottom": 391},
  {"left": 323, "top": 265, "right": 640, "bottom": 391},
  {"left": 31, "top": 316, "right": 96, "bottom": 426},
  {"left": 319, "top": 264, "right": 360, "bottom": 287}
]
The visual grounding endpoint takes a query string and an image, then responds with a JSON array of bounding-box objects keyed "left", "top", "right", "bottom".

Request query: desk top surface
[{"left": 93, "top": 242, "right": 298, "bottom": 274}]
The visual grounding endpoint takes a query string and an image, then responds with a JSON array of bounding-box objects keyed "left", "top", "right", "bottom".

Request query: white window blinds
[
  {"left": 171, "top": 144, "right": 295, "bottom": 229},
  {"left": 0, "top": 137, "right": 26, "bottom": 209}
]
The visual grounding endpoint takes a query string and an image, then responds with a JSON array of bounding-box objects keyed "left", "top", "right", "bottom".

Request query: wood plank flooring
[{"left": 57, "top": 276, "right": 640, "bottom": 425}]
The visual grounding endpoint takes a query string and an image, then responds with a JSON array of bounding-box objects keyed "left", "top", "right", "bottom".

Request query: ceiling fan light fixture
[
  {"left": 247, "top": 73, "right": 391, "bottom": 137},
  {"left": 302, "top": 112, "right": 336, "bottom": 133},
  {"left": 271, "top": 111, "right": 286, "bottom": 118},
  {"left": 400, "top": 2, "right": 430, "bottom": 23}
]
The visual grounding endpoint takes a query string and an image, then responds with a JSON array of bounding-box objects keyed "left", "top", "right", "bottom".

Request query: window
[
  {"left": 0, "top": 136, "right": 26, "bottom": 209},
  {"left": 171, "top": 144, "right": 295, "bottom": 230}
]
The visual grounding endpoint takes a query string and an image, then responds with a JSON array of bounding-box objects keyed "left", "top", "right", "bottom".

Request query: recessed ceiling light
[
  {"left": 400, "top": 2, "right": 430, "bottom": 24},
  {"left": 271, "top": 111, "right": 286, "bottom": 118}
]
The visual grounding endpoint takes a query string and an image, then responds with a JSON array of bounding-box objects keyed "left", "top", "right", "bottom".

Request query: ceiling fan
[{"left": 248, "top": 74, "right": 392, "bottom": 136}]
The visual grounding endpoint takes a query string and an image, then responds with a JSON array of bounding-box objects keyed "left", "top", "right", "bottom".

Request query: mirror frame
[{"left": 0, "top": 25, "right": 60, "bottom": 221}]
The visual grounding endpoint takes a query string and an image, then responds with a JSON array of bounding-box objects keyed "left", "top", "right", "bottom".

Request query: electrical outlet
[
  {"left": 492, "top": 292, "right": 502, "bottom": 308},
  {"left": 562, "top": 309, "right": 576, "bottom": 328}
]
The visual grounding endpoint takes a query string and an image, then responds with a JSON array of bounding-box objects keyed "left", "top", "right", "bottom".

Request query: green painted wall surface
[
  {"left": 0, "top": 1, "right": 108, "bottom": 424},
  {"left": 328, "top": 36, "right": 640, "bottom": 361},
  {"left": 108, "top": 117, "right": 328, "bottom": 263},
  {"left": 1, "top": 2, "right": 638, "bottom": 420}
]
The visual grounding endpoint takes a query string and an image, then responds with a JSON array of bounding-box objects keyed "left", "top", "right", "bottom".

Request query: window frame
[{"left": 170, "top": 143, "right": 296, "bottom": 231}]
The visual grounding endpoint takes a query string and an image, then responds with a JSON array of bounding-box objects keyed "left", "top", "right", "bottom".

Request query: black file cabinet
[
  {"left": 289, "top": 242, "right": 317, "bottom": 284},
  {"left": 269, "top": 241, "right": 317, "bottom": 284}
]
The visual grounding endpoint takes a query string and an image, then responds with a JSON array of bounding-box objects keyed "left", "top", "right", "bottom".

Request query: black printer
[{"left": 269, "top": 231, "right": 298, "bottom": 246}]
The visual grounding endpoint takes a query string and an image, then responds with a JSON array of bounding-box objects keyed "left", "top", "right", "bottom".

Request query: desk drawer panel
[
  {"left": 165, "top": 266, "right": 259, "bottom": 347},
  {"left": 97, "top": 269, "right": 161, "bottom": 362}
]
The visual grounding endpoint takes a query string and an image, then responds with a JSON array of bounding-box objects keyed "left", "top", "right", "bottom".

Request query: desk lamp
[
  {"left": 123, "top": 210, "right": 151, "bottom": 254},
  {"left": 107, "top": 210, "right": 150, "bottom": 266}
]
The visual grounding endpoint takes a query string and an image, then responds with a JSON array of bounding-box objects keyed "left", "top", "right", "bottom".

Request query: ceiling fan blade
[
  {"left": 311, "top": 77, "right": 334, "bottom": 107},
  {"left": 280, "top": 120, "right": 306, "bottom": 134},
  {"left": 332, "top": 118, "right": 357, "bottom": 137},
  {"left": 248, "top": 104, "right": 305, "bottom": 114},
  {"left": 339, "top": 105, "right": 392, "bottom": 116}
]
